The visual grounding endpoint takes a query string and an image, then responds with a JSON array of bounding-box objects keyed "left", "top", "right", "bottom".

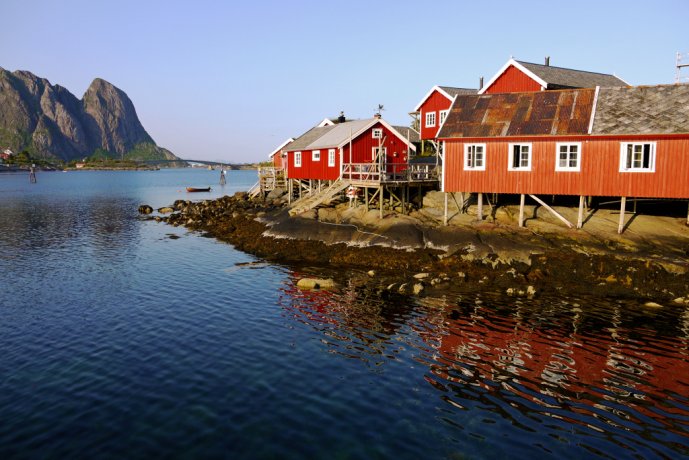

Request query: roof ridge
[{"left": 515, "top": 59, "right": 617, "bottom": 77}]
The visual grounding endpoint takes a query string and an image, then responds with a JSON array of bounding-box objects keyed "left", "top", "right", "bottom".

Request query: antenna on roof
[
  {"left": 676, "top": 52, "right": 689, "bottom": 83},
  {"left": 374, "top": 104, "right": 385, "bottom": 118}
]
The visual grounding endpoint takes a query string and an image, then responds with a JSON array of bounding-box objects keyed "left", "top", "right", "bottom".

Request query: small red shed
[{"left": 268, "top": 138, "right": 294, "bottom": 169}]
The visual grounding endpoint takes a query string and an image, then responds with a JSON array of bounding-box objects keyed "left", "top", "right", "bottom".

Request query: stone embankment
[{"left": 141, "top": 191, "right": 689, "bottom": 303}]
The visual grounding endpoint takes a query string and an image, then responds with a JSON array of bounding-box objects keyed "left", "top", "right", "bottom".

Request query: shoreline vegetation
[{"left": 141, "top": 189, "right": 689, "bottom": 305}]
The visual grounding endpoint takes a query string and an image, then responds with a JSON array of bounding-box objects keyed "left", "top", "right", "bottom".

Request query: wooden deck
[{"left": 341, "top": 162, "right": 438, "bottom": 186}]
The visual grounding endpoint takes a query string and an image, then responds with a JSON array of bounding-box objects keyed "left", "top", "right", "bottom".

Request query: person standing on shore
[
  {"left": 29, "top": 164, "right": 37, "bottom": 183},
  {"left": 220, "top": 167, "right": 226, "bottom": 185}
]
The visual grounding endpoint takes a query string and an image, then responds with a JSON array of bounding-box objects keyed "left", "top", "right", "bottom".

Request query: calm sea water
[{"left": 1, "top": 169, "right": 688, "bottom": 459}]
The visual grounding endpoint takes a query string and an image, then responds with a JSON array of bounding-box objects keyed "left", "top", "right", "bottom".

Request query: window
[
  {"left": 372, "top": 147, "right": 387, "bottom": 161},
  {"left": 328, "top": 149, "right": 336, "bottom": 167},
  {"left": 508, "top": 143, "right": 531, "bottom": 171},
  {"left": 294, "top": 151, "right": 302, "bottom": 167},
  {"left": 464, "top": 144, "right": 486, "bottom": 171},
  {"left": 555, "top": 142, "right": 581, "bottom": 172},
  {"left": 439, "top": 110, "right": 449, "bottom": 125},
  {"left": 312, "top": 150, "right": 320, "bottom": 161},
  {"left": 425, "top": 111, "right": 436, "bottom": 127},
  {"left": 372, "top": 128, "right": 383, "bottom": 139},
  {"left": 620, "top": 142, "right": 656, "bottom": 172}
]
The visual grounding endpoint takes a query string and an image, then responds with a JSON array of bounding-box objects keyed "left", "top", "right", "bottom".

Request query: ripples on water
[{"left": 1, "top": 170, "right": 688, "bottom": 459}]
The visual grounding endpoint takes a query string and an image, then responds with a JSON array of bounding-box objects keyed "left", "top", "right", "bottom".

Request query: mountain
[{"left": 0, "top": 67, "right": 180, "bottom": 163}]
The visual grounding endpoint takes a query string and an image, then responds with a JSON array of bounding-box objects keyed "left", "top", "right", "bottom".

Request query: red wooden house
[
  {"left": 413, "top": 86, "right": 476, "bottom": 141},
  {"left": 283, "top": 116, "right": 417, "bottom": 182},
  {"left": 437, "top": 84, "right": 689, "bottom": 230},
  {"left": 480, "top": 57, "right": 627, "bottom": 94},
  {"left": 268, "top": 138, "right": 294, "bottom": 169}
]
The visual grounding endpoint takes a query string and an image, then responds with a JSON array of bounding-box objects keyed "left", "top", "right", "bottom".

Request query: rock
[
  {"left": 644, "top": 301, "right": 663, "bottom": 308},
  {"left": 457, "top": 272, "right": 467, "bottom": 281},
  {"left": 138, "top": 204, "right": 153, "bottom": 214},
  {"left": 266, "top": 187, "right": 286, "bottom": 200},
  {"left": 296, "top": 278, "right": 335, "bottom": 290},
  {"left": 673, "top": 297, "right": 686, "bottom": 304},
  {"left": 413, "top": 273, "right": 430, "bottom": 279},
  {"left": 157, "top": 206, "right": 174, "bottom": 214},
  {"left": 413, "top": 283, "right": 425, "bottom": 295},
  {"left": 526, "top": 285, "right": 536, "bottom": 298},
  {"left": 386, "top": 283, "right": 397, "bottom": 291},
  {"left": 506, "top": 287, "right": 515, "bottom": 296},
  {"left": 398, "top": 283, "right": 409, "bottom": 294},
  {"left": 367, "top": 270, "right": 375, "bottom": 277}
]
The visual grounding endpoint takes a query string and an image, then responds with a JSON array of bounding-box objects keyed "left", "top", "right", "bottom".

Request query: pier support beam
[
  {"left": 444, "top": 192, "right": 448, "bottom": 226},
  {"left": 477, "top": 193, "right": 483, "bottom": 221},
  {"left": 519, "top": 194, "right": 525, "bottom": 227},
  {"left": 618, "top": 196, "right": 627, "bottom": 234},
  {"left": 687, "top": 201, "right": 689, "bottom": 225},
  {"left": 529, "top": 194, "right": 573, "bottom": 228},
  {"left": 379, "top": 185, "right": 384, "bottom": 219},
  {"left": 577, "top": 195, "right": 585, "bottom": 229}
]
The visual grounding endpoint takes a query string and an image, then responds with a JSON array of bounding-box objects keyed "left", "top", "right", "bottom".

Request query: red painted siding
[
  {"left": 272, "top": 152, "right": 284, "bottom": 168},
  {"left": 419, "top": 90, "right": 453, "bottom": 140},
  {"left": 444, "top": 136, "right": 689, "bottom": 199},
  {"left": 484, "top": 65, "right": 542, "bottom": 94},
  {"left": 285, "top": 147, "right": 340, "bottom": 181},
  {"left": 342, "top": 122, "right": 411, "bottom": 171}
]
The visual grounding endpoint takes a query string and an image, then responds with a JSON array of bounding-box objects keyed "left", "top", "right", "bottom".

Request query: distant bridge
[{"left": 142, "top": 159, "right": 256, "bottom": 168}]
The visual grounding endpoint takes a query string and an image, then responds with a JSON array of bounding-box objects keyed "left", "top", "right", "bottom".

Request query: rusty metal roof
[{"left": 438, "top": 88, "right": 595, "bottom": 139}]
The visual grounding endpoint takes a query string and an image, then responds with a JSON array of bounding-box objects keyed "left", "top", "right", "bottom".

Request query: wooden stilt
[
  {"left": 519, "top": 194, "right": 525, "bottom": 227},
  {"left": 365, "top": 187, "right": 369, "bottom": 211},
  {"left": 477, "top": 193, "right": 483, "bottom": 221},
  {"left": 577, "top": 195, "right": 584, "bottom": 229},
  {"left": 379, "top": 185, "right": 383, "bottom": 219},
  {"left": 618, "top": 196, "right": 626, "bottom": 234},
  {"left": 288, "top": 179, "right": 292, "bottom": 204},
  {"left": 633, "top": 197, "right": 637, "bottom": 214},
  {"left": 686, "top": 201, "right": 689, "bottom": 225},
  {"left": 444, "top": 192, "right": 448, "bottom": 226},
  {"left": 402, "top": 186, "right": 406, "bottom": 215}
]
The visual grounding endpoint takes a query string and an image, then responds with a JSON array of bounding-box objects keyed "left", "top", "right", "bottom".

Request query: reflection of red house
[
  {"left": 413, "top": 86, "right": 476, "bottom": 141},
  {"left": 283, "top": 116, "right": 417, "bottom": 181},
  {"left": 428, "top": 302, "right": 689, "bottom": 435}
]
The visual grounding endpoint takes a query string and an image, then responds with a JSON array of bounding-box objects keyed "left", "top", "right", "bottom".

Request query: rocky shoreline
[{"left": 140, "top": 191, "right": 689, "bottom": 304}]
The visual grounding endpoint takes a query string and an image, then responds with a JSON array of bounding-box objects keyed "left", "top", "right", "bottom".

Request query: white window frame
[
  {"left": 439, "top": 109, "right": 449, "bottom": 126},
  {"left": 464, "top": 143, "right": 486, "bottom": 171},
  {"left": 507, "top": 143, "right": 532, "bottom": 171},
  {"left": 372, "top": 147, "right": 387, "bottom": 161},
  {"left": 328, "top": 149, "right": 336, "bottom": 167},
  {"left": 294, "top": 151, "right": 302, "bottom": 167},
  {"left": 312, "top": 150, "right": 320, "bottom": 162},
  {"left": 425, "top": 111, "right": 436, "bottom": 128},
  {"left": 619, "top": 142, "right": 656, "bottom": 173},
  {"left": 372, "top": 128, "right": 383, "bottom": 139},
  {"left": 555, "top": 142, "right": 581, "bottom": 172}
]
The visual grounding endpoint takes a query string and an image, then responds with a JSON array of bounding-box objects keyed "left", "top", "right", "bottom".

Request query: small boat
[{"left": 186, "top": 187, "right": 211, "bottom": 192}]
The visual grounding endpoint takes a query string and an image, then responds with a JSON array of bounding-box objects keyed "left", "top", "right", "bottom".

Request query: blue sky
[{"left": 2, "top": 0, "right": 687, "bottom": 163}]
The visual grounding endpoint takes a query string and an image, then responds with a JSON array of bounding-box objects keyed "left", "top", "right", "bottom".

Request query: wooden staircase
[{"left": 289, "top": 179, "right": 350, "bottom": 216}]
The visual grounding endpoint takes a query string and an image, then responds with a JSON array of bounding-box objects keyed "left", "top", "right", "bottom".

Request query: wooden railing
[{"left": 341, "top": 162, "right": 438, "bottom": 183}]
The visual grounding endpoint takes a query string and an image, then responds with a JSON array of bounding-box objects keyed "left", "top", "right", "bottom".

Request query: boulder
[
  {"left": 296, "top": 278, "right": 335, "bottom": 290},
  {"left": 138, "top": 204, "right": 153, "bottom": 214},
  {"left": 266, "top": 187, "right": 286, "bottom": 200},
  {"left": 157, "top": 206, "right": 174, "bottom": 214}
]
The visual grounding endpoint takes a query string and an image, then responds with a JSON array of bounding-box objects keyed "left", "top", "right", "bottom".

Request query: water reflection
[{"left": 278, "top": 276, "right": 689, "bottom": 457}]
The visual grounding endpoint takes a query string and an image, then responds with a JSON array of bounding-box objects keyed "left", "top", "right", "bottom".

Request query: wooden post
[
  {"left": 365, "top": 187, "right": 369, "bottom": 211},
  {"left": 477, "top": 193, "right": 483, "bottom": 221},
  {"left": 444, "top": 192, "right": 448, "bottom": 226},
  {"left": 577, "top": 195, "right": 584, "bottom": 229},
  {"left": 379, "top": 185, "right": 384, "bottom": 219},
  {"left": 288, "top": 179, "right": 292, "bottom": 204},
  {"left": 402, "top": 186, "right": 406, "bottom": 215},
  {"left": 519, "top": 194, "right": 525, "bottom": 227},
  {"left": 633, "top": 197, "right": 637, "bottom": 214},
  {"left": 686, "top": 201, "right": 689, "bottom": 225},
  {"left": 618, "top": 196, "right": 626, "bottom": 234}
]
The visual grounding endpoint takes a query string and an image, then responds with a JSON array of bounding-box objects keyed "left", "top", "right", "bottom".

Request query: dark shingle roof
[
  {"left": 285, "top": 125, "right": 337, "bottom": 151},
  {"left": 592, "top": 84, "right": 689, "bottom": 135},
  {"left": 438, "top": 89, "right": 595, "bottom": 138},
  {"left": 438, "top": 86, "right": 477, "bottom": 97},
  {"left": 517, "top": 60, "right": 627, "bottom": 89},
  {"left": 393, "top": 126, "right": 420, "bottom": 143}
]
